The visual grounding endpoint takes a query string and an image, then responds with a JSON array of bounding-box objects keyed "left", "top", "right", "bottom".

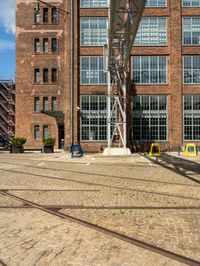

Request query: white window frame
[
  {"left": 182, "top": 17, "right": 200, "bottom": 46},
  {"left": 145, "top": 0, "right": 167, "bottom": 7},
  {"left": 134, "top": 17, "right": 168, "bottom": 46},
  {"left": 80, "top": 56, "right": 107, "bottom": 85},
  {"left": 80, "top": 17, "right": 108, "bottom": 46},
  {"left": 131, "top": 56, "right": 168, "bottom": 85},
  {"left": 80, "top": 0, "right": 108, "bottom": 8},
  {"left": 182, "top": 0, "right": 200, "bottom": 7},
  {"left": 183, "top": 56, "right": 200, "bottom": 84}
]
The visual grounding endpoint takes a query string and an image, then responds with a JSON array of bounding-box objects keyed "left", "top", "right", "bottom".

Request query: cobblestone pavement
[{"left": 0, "top": 151, "right": 200, "bottom": 265}]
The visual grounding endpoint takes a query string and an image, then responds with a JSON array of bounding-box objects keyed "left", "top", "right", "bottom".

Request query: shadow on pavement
[{"left": 144, "top": 153, "right": 200, "bottom": 185}]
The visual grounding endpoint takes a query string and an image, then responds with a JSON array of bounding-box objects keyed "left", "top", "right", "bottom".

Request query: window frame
[
  {"left": 80, "top": 95, "right": 108, "bottom": 142},
  {"left": 34, "top": 97, "right": 40, "bottom": 112},
  {"left": 132, "top": 95, "right": 168, "bottom": 142},
  {"left": 182, "top": 17, "right": 200, "bottom": 46},
  {"left": 183, "top": 95, "right": 200, "bottom": 141},
  {"left": 34, "top": 125, "right": 40, "bottom": 140},
  {"left": 43, "top": 97, "right": 49, "bottom": 111},
  {"left": 134, "top": 17, "right": 168, "bottom": 46},
  {"left": 34, "top": 68, "right": 40, "bottom": 84},
  {"left": 183, "top": 55, "right": 200, "bottom": 84},
  {"left": 80, "top": 56, "right": 107, "bottom": 85},
  {"left": 145, "top": 0, "right": 167, "bottom": 7},
  {"left": 80, "top": 17, "right": 108, "bottom": 46},
  {"left": 80, "top": 0, "right": 108, "bottom": 8},
  {"left": 131, "top": 56, "right": 168, "bottom": 85},
  {"left": 182, "top": 0, "right": 200, "bottom": 7}
]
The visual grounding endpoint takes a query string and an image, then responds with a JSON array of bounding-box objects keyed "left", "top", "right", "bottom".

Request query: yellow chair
[
  {"left": 184, "top": 143, "right": 197, "bottom": 157},
  {"left": 149, "top": 143, "right": 161, "bottom": 157}
]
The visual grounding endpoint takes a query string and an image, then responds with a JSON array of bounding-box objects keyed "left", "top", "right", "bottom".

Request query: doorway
[{"left": 58, "top": 124, "right": 65, "bottom": 149}]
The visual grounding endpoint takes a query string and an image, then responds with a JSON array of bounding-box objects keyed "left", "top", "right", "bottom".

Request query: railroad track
[
  {"left": 1, "top": 166, "right": 200, "bottom": 202},
  {"left": 0, "top": 157, "right": 200, "bottom": 188},
  {"left": 0, "top": 190, "right": 199, "bottom": 266}
]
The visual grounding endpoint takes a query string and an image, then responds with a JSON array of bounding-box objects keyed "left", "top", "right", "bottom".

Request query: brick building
[{"left": 16, "top": 0, "right": 200, "bottom": 152}]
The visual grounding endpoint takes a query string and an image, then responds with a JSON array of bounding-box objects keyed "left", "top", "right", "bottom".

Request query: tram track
[
  {"left": 0, "top": 159, "right": 200, "bottom": 188},
  {"left": 0, "top": 190, "right": 199, "bottom": 266},
  {"left": 1, "top": 166, "right": 200, "bottom": 203}
]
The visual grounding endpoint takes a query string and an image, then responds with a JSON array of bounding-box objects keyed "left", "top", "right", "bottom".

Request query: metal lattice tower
[{"left": 104, "top": 0, "right": 146, "bottom": 154}]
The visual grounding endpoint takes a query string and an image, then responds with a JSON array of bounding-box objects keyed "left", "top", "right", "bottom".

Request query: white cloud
[
  {"left": 0, "top": 40, "right": 15, "bottom": 50},
  {"left": 0, "top": 0, "right": 16, "bottom": 34}
]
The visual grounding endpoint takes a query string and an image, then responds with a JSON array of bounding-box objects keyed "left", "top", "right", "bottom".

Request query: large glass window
[
  {"left": 183, "top": 17, "right": 200, "bottom": 45},
  {"left": 183, "top": 56, "right": 200, "bottom": 84},
  {"left": 80, "top": 95, "right": 107, "bottom": 141},
  {"left": 80, "top": 18, "right": 107, "bottom": 46},
  {"left": 131, "top": 56, "right": 167, "bottom": 84},
  {"left": 184, "top": 95, "right": 200, "bottom": 140},
  {"left": 183, "top": 0, "right": 200, "bottom": 6},
  {"left": 132, "top": 95, "right": 168, "bottom": 141},
  {"left": 146, "top": 0, "right": 167, "bottom": 7},
  {"left": 80, "top": 57, "right": 107, "bottom": 84},
  {"left": 135, "top": 17, "right": 167, "bottom": 46},
  {"left": 80, "top": 0, "right": 108, "bottom": 8}
]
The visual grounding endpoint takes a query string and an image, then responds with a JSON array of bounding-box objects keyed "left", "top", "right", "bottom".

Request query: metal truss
[{"left": 104, "top": 0, "right": 146, "bottom": 148}]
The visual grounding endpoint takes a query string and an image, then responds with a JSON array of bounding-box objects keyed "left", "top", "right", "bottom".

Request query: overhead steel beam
[{"left": 104, "top": 0, "right": 146, "bottom": 153}]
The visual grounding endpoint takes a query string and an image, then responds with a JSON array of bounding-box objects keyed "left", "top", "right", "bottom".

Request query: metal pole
[
  {"left": 107, "top": 71, "right": 111, "bottom": 148},
  {"left": 70, "top": 0, "right": 74, "bottom": 146}
]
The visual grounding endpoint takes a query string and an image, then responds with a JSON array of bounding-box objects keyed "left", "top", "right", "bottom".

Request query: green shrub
[
  {"left": 42, "top": 137, "right": 56, "bottom": 146},
  {"left": 11, "top": 137, "right": 27, "bottom": 147}
]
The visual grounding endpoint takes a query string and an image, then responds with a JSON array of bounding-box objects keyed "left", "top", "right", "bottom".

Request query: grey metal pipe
[{"left": 70, "top": 0, "right": 74, "bottom": 146}]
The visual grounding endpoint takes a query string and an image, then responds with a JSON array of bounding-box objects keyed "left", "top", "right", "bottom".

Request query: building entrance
[{"left": 58, "top": 125, "right": 64, "bottom": 149}]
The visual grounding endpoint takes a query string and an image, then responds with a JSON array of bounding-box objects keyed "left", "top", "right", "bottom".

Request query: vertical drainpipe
[{"left": 70, "top": 0, "right": 74, "bottom": 147}]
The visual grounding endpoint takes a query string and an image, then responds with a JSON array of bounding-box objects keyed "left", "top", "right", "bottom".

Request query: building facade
[{"left": 16, "top": 0, "right": 200, "bottom": 152}]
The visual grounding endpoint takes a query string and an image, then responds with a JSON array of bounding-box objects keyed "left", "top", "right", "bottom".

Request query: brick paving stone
[{"left": 0, "top": 152, "right": 199, "bottom": 265}]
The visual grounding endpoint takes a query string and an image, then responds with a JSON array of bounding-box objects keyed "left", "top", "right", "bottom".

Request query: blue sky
[{"left": 0, "top": 0, "right": 15, "bottom": 80}]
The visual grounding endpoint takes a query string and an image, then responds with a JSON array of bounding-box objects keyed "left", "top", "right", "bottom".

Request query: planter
[
  {"left": 10, "top": 145, "right": 24, "bottom": 154},
  {"left": 43, "top": 146, "right": 54, "bottom": 153}
]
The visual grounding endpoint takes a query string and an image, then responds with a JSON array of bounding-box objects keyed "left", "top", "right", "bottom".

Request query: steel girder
[{"left": 105, "top": 0, "right": 146, "bottom": 148}]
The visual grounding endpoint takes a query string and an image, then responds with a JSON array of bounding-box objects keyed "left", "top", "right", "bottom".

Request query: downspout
[{"left": 70, "top": 0, "right": 74, "bottom": 147}]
